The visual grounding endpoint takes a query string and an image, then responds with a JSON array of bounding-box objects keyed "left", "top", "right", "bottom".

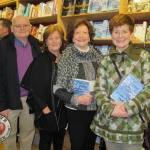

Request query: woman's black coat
[{"left": 21, "top": 51, "right": 66, "bottom": 132}]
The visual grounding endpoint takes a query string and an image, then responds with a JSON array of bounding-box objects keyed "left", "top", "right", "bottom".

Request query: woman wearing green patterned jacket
[{"left": 91, "top": 14, "right": 150, "bottom": 150}]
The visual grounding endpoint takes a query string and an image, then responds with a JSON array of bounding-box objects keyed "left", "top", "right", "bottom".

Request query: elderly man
[
  {"left": 0, "top": 15, "right": 41, "bottom": 150},
  {"left": 0, "top": 18, "right": 12, "bottom": 40}
]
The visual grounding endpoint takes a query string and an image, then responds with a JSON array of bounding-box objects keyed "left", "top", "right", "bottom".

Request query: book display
[
  {"left": 0, "top": 0, "right": 150, "bottom": 47},
  {"left": 146, "top": 25, "right": 150, "bottom": 42},
  {"left": 128, "top": 0, "right": 150, "bottom": 12}
]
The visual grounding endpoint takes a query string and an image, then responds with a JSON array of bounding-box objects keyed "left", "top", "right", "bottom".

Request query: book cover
[
  {"left": 75, "top": 5, "right": 88, "bottom": 14},
  {"left": 93, "top": 21, "right": 103, "bottom": 38},
  {"left": 73, "top": 79, "right": 95, "bottom": 95},
  {"left": 102, "top": 20, "right": 109, "bottom": 38},
  {"left": 24, "top": 3, "right": 31, "bottom": 18},
  {"left": 107, "top": 0, "right": 119, "bottom": 11},
  {"left": 89, "top": 0, "right": 104, "bottom": 12},
  {"left": 61, "top": 0, "right": 75, "bottom": 15},
  {"left": 75, "top": 0, "right": 89, "bottom": 14},
  {"left": 142, "top": 21, "right": 147, "bottom": 42},
  {"left": 110, "top": 74, "right": 144, "bottom": 102},
  {"left": 133, "top": 22, "right": 147, "bottom": 42},
  {"left": 31, "top": 5, "right": 36, "bottom": 18},
  {"left": 128, "top": 0, "right": 150, "bottom": 12},
  {"left": 146, "top": 24, "right": 150, "bottom": 42},
  {"left": 38, "top": 2, "right": 45, "bottom": 17},
  {"left": 38, "top": 24, "right": 48, "bottom": 41},
  {"left": 6, "top": 7, "right": 14, "bottom": 21},
  {"left": 28, "top": 4, "right": 35, "bottom": 18},
  {"left": 42, "top": 1, "right": 54, "bottom": 16},
  {"left": 17, "top": 3, "right": 26, "bottom": 15},
  {"left": 52, "top": 0, "right": 58, "bottom": 15},
  {"left": 61, "top": 6, "right": 75, "bottom": 16},
  {"left": 76, "top": 0, "right": 89, "bottom": 5},
  {"left": 62, "top": 0, "right": 75, "bottom": 7},
  {"left": 3, "top": 7, "right": 9, "bottom": 18},
  {"left": 102, "top": 0, "right": 109, "bottom": 11},
  {"left": 140, "top": 0, "right": 150, "bottom": 12},
  {"left": 34, "top": 4, "right": 40, "bottom": 18}
]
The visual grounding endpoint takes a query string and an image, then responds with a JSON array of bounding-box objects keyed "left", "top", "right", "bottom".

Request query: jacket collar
[
  {"left": 9, "top": 33, "right": 39, "bottom": 46},
  {"left": 109, "top": 42, "right": 142, "bottom": 61}
]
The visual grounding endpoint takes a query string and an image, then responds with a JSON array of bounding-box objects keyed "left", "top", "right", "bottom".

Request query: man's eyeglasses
[{"left": 12, "top": 24, "right": 31, "bottom": 29}]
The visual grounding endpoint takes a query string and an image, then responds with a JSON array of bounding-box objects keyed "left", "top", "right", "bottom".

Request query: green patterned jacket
[{"left": 91, "top": 42, "right": 150, "bottom": 144}]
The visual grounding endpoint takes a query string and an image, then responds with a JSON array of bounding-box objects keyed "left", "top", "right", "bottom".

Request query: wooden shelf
[
  {"left": 94, "top": 38, "right": 112, "bottom": 45},
  {"left": 61, "top": 10, "right": 119, "bottom": 23},
  {"left": 0, "top": 0, "right": 16, "bottom": 8},
  {"left": 124, "top": 12, "right": 150, "bottom": 21},
  {"left": 18, "top": 0, "right": 42, "bottom": 3},
  {"left": 94, "top": 38, "right": 150, "bottom": 48},
  {"left": 132, "top": 42, "right": 150, "bottom": 48},
  {"left": 29, "top": 15, "right": 57, "bottom": 24}
]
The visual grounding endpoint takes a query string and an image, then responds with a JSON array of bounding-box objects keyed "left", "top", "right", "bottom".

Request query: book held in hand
[
  {"left": 110, "top": 74, "right": 144, "bottom": 102},
  {"left": 73, "top": 79, "right": 95, "bottom": 96}
]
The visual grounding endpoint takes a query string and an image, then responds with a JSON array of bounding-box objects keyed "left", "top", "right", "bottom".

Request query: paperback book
[
  {"left": 73, "top": 79, "right": 95, "bottom": 95},
  {"left": 93, "top": 21, "right": 103, "bottom": 38},
  {"left": 88, "top": 0, "right": 103, "bottom": 12},
  {"left": 145, "top": 24, "right": 150, "bottom": 42},
  {"left": 110, "top": 74, "right": 144, "bottom": 102},
  {"left": 107, "top": 0, "right": 119, "bottom": 10}
]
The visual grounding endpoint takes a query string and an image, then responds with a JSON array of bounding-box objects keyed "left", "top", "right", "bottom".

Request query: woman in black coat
[{"left": 21, "top": 25, "right": 67, "bottom": 150}]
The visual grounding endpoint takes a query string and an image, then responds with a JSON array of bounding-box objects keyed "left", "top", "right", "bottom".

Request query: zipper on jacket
[{"left": 51, "top": 62, "right": 59, "bottom": 131}]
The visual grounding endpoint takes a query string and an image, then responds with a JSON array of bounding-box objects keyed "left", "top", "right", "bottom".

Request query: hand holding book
[
  {"left": 76, "top": 94, "right": 93, "bottom": 105},
  {"left": 111, "top": 101, "right": 128, "bottom": 118},
  {"left": 73, "top": 79, "right": 95, "bottom": 105},
  {"left": 110, "top": 74, "right": 144, "bottom": 102}
]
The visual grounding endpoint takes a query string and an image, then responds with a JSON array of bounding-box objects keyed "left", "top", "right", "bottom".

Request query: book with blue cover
[
  {"left": 93, "top": 21, "right": 103, "bottom": 38},
  {"left": 88, "top": 0, "right": 103, "bottom": 12},
  {"left": 74, "top": 79, "right": 90, "bottom": 96},
  {"left": 73, "top": 79, "right": 95, "bottom": 95},
  {"left": 110, "top": 74, "right": 144, "bottom": 102},
  {"left": 107, "top": 0, "right": 119, "bottom": 10}
]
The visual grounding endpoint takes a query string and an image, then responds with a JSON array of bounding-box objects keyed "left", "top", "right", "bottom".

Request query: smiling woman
[
  {"left": 91, "top": 14, "right": 150, "bottom": 150},
  {"left": 54, "top": 18, "right": 102, "bottom": 150}
]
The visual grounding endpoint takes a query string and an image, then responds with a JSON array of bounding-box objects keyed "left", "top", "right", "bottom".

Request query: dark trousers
[
  {"left": 66, "top": 108, "right": 97, "bottom": 150},
  {"left": 39, "top": 128, "right": 66, "bottom": 150}
]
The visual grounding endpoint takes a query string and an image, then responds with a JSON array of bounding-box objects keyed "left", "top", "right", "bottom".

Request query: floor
[{"left": 0, "top": 131, "right": 99, "bottom": 150}]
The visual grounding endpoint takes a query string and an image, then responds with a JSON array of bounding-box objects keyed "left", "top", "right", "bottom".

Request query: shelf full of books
[
  {"left": 121, "top": 0, "right": 150, "bottom": 20},
  {"left": 0, "top": 0, "right": 58, "bottom": 22},
  {"left": 0, "top": 0, "right": 150, "bottom": 48}
]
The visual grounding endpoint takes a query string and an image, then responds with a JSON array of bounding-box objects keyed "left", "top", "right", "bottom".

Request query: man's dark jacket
[
  {"left": 0, "top": 33, "right": 41, "bottom": 111},
  {"left": 21, "top": 51, "right": 67, "bottom": 131},
  {"left": 1, "top": 34, "right": 10, "bottom": 40}
]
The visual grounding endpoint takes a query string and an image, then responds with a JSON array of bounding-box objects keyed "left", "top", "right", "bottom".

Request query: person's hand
[
  {"left": 111, "top": 101, "right": 128, "bottom": 118},
  {"left": 43, "top": 106, "right": 51, "bottom": 114},
  {"left": 0, "top": 109, "right": 9, "bottom": 117},
  {"left": 77, "top": 94, "right": 93, "bottom": 105}
]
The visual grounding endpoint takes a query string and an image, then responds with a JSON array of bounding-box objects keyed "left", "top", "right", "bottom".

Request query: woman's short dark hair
[
  {"left": 109, "top": 14, "right": 135, "bottom": 34},
  {"left": 42, "top": 25, "right": 66, "bottom": 52},
  {"left": 66, "top": 18, "right": 95, "bottom": 45}
]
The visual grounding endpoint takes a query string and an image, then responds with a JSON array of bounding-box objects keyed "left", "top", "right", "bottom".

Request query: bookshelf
[{"left": 0, "top": 0, "right": 150, "bottom": 48}]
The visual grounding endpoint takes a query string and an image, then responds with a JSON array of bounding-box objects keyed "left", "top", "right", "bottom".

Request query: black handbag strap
[
  {"left": 112, "top": 60, "right": 145, "bottom": 123},
  {"left": 112, "top": 60, "right": 122, "bottom": 79}
]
